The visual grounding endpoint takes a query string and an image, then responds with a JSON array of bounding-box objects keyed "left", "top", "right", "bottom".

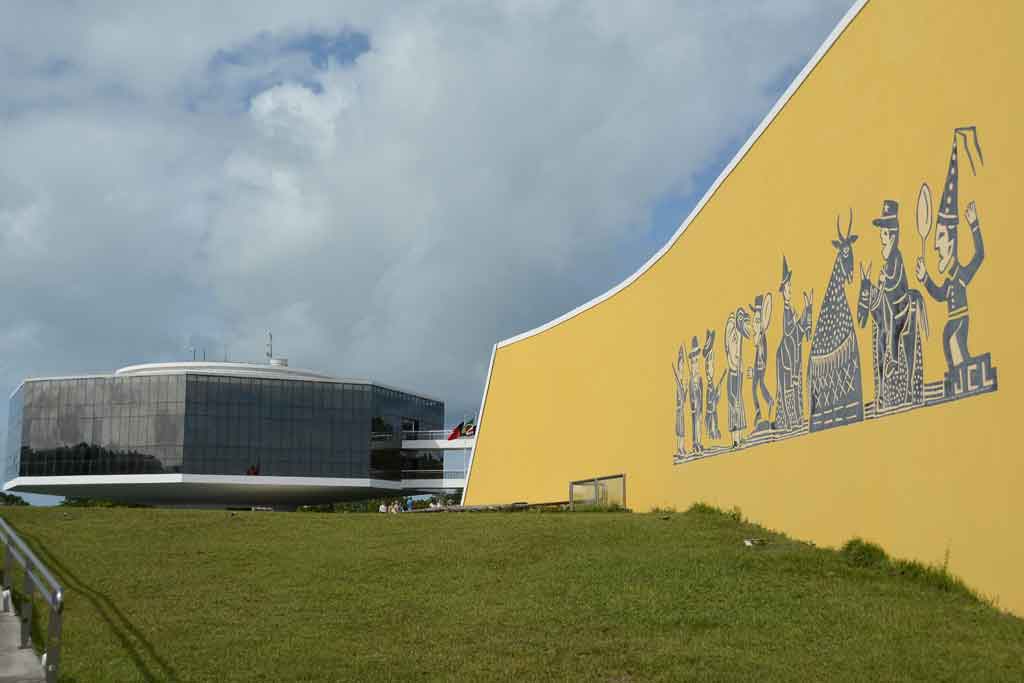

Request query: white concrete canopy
[{"left": 4, "top": 474, "right": 464, "bottom": 507}]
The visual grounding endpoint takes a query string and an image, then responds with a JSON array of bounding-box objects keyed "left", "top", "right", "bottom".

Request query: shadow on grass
[{"left": 17, "top": 528, "right": 179, "bottom": 682}]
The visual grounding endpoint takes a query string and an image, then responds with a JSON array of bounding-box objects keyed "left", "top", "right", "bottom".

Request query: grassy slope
[{"left": 2, "top": 507, "right": 1022, "bottom": 682}]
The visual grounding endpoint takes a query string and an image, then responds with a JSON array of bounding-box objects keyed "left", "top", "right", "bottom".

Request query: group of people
[
  {"left": 377, "top": 498, "right": 451, "bottom": 513},
  {"left": 675, "top": 127, "right": 990, "bottom": 459},
  {"left": 674, "top": 257, "right": 814, "bottom": 457}
]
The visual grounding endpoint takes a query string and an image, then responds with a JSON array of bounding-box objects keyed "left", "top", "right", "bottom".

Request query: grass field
[{"left": 2, "top": 505, "right": 1023, "bottom": 682}]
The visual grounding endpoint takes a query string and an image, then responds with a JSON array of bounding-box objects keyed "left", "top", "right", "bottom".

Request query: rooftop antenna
[
  {"left": 266, "top": 331, "right": 273, "bottom": 361},
  {"left": 202, "top": 349, "right": 206, "bottom": 361}
]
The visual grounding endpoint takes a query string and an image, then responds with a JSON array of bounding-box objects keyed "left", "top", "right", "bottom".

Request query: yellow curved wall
[{"left": 463, "top": 0, "right": 1023, "bottom": 614}]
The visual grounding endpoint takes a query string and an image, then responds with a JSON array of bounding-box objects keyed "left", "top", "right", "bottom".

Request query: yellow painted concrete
[{"left": 465, "top": 0, "right": 1024, "bottom": 614}]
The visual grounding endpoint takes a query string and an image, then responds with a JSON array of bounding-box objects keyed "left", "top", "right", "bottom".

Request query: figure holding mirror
[{"left": 915, "top": 127, "right": 985, "bottom": 371}]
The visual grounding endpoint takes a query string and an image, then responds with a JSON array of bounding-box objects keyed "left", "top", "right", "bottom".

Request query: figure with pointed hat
[
  {"left": 703, "top": 330, "right": 724, "bottom": 442},
  {"left": 672, "top": 343, "right": 688, "bottom": 457},
  {"left": 688, "top": 336, "right": 704, "bottom": 454},
  {"left": 915, "top": 127, "right": 986, "bottom": 372},
  {"left": 774, "top": 255, "right": 813, "bottom": 431},
  {"left": 746, "top": 292, "right": 773, "bottom": 431},
  {"left": 724, "top": 307, "right": 751, "bottom": 447}
]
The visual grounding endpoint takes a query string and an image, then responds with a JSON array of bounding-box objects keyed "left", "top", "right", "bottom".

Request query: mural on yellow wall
[
  {"left": 809, "top": 210, "right": 862, "bottom": 432},
  {"left": 674, "top": 126, "right": 997, "bottom": 464}
]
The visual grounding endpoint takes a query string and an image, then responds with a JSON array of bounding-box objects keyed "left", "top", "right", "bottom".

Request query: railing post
[
  {"left": 45, "top": 602, "right": 62, "bottom": 683},
  {"left": 1, "top": 543, "right": 10, "bottom": 612},
  {"left": 0, "top": 519, "right": 65, "bottom": 681},
  {"left": 20, "top": 563, "right": 33, "bottom": 649},
  {"left": 2, "top": 541, "right": 11, "bottom": 590}
]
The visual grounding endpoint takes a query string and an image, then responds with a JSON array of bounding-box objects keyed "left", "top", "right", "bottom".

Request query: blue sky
[{"left": 0, "top": 1, "right": 854, "bottom": 504}]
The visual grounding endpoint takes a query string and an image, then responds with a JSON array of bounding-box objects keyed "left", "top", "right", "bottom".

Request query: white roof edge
[
  {"left": 10, "top": 366, "right": 444, "bottom": 405},
  {"left": 9, "top": 375, "right": 114, "bottom": 401},
  {"left": 116, "top": 361, "right": 339, "bottom": 382},
  {"left": 4, "top": 474, "right": 406, "bottom": 489},
  {"left": 494, "top": 0, "right": 869, "bottom": 351}
]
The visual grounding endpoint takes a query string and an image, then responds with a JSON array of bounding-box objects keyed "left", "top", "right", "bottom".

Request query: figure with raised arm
[
  {"left": 914, "top": 126, "right": 996, "bottom": 398},
  {"left": 688, "top": 336, "right": 704, "bottom": 454}
]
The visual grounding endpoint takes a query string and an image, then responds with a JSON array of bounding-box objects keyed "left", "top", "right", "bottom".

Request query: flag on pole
[{"left": 447, "top": 422, "right": 464, "bottom": 440}]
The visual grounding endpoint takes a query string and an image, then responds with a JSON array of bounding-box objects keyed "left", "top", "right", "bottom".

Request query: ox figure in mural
[
  {"left": 857, "top": 200, "right": 929, "bottom": 411},
  {"left": 807, "top": 211, "right": 864, "bottom": 432}
]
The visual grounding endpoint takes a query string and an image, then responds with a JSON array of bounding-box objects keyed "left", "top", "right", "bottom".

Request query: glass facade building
[{"left": 4, "top": 363, "right": 444, "bottom": 487}]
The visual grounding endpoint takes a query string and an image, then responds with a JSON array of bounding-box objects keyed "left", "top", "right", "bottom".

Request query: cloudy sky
[{"left": 1, "top": 1, "right": 853, "bottom": 444}]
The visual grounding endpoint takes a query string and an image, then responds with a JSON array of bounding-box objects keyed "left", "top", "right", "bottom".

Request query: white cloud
[{"left": 0, "top": 1, "right": 853, "bottom": 419}]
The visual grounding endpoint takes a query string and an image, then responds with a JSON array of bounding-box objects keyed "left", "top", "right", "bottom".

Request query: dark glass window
[{"left": 6, "top": 373, "right": 443, "bottom": 483}]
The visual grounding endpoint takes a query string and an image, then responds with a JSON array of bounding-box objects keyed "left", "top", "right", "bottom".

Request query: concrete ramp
[{"left": 0, "top": 610, "right": 43, "bottom": 683}]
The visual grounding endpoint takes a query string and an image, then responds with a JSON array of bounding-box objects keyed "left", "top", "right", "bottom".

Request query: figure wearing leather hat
[
  {"left": 873, "top": 199, "right": 913, "bottom": 376},
  {"left": 775, "top": 255, "right": 813, "bottom": 431}
]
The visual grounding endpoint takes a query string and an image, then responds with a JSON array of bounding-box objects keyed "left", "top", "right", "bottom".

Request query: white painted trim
[
  {"left": 5, "top": 474, "right": 183, "bottom": 488},
  {"left": 399, "top": 478, "right": 466, "bottom": 491},
  {"left": 4, "top": 474, "right": 402, "bottom": 490},
  {"left": 116, "top": 361, "right": 339, "bottom": 382},
  {"left": 10, "top": 367, "right": 443, "bottom": 405},
  {"left": 460, "top": 343, "right": 497, "bottom": 505},
  {"left": 496, "top": 0, "right": 869, "bottom": 350}
]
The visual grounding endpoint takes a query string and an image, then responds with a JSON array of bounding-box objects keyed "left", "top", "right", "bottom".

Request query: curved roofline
[
  {"left": 465, "top": 2, "right": 869, "bottom": 504},
  {"left": 114, "top": 362, "right": 443, "bottom": 402},
  {"left": 10, "top": 362, "right": 443, "bottom": 404},
  {"left": 494, "top": 0, "right": 868, "bottom": 350},
  {"left": 115, "top": 361, "right": 338, "bottom": 382}
]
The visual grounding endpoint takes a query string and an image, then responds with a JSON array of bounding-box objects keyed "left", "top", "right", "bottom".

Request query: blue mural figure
[
  {"left": 774, "top": 256, "right": 813, "bottom": 432},
  {"left": 672, "top": 344, "right": 687, "bottom": 457},
  {"left": 688, "top": 336, "right": 704, "bottom": 453},
  {"left": 747, "top": 293, "right": 773, "bottom": 431},
  {"left": 725, "top": 308, "right": 751, "bottom": 447},
  {"left": 674, "top": 126, "right": 999, "bottom": 468},
  {"left": 703, "top": 330, "right": 723, "bottom": 442},
  {"left": 876, "top": 200, "right": 914, "bottom": 377},
  {"left": 914, "top": 126, "right": 996, "bottom": 398},
  {"left": 808, "top": 211, "right": 864, "bottom": 431},
  {"left": 857, "top": 200, "right": 929, "bottom": 410}
]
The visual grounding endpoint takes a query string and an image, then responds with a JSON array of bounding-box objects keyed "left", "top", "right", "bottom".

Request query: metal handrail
[
  {"left": 368, "top": 469, "right": 468, "bottom": 481},
  {"left": 0, "top": 517, "right": 64, "bottom": 683},
  {"left": 370, "top": 430, "right": 477, "bottom": 443},
  {"left": 399, "top": 469, "right": 467, "bottom": 480},
  {"left": 402, "top": 430, "right": 475, "bottom": 441}
]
